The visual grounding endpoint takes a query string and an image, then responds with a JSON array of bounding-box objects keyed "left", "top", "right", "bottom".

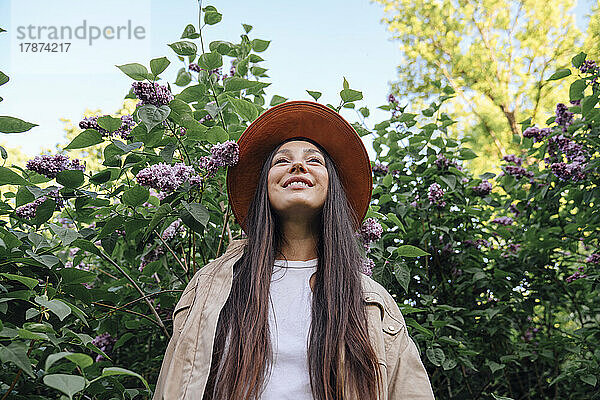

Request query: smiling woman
[{"left": 153, "top": 101, "right": 435, "bottom": 400}]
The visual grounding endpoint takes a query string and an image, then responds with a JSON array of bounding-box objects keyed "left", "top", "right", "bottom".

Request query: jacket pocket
[{"left": 362, "top": 291, "right": 403, "bottom": 352}]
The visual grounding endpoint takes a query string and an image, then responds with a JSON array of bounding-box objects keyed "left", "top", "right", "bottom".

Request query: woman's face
[{"left": 267, "top": 140, "right": 329, "bottom": 222}]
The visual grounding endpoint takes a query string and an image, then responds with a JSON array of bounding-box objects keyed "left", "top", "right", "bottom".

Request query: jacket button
[
  {"left": 388, "top": 325, "right": 396, "bottom": 331},
  {"left": 365, "top": 296, "right": 373, "bottom": 301}
]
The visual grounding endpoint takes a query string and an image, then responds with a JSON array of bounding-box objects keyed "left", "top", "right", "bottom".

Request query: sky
[{"left": 0, "top": 0, "right": 597, "bottom": 161}]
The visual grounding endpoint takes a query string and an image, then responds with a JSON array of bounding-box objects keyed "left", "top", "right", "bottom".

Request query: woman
[{"left": 153, "top": 101, "right": 435, "bottom": 400}]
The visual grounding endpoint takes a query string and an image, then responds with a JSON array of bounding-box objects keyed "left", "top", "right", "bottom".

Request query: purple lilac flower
[
  {"left": 555, "top": 103, "right": 574, "bottom": 132},
  {"left": 210, "top": 140, "right": 240, "bottom": 168},
  {"left": 188, "top": 63, "right": 201, "bottom": 72},
  {"left": 548, "top": 162, "right": 587, "bottom": 181},
  {"left": 570, "top": 99, "right": 581, "bottom": 107},
  {"left": 359, "top": 218, "right": 384, "bottom": 249},
  {"left": 502, "top": 154, "right": 523, "bottom": 166},
  {"left": 434, "top": 154, "right": 456, "bottom": 171},
  {"left": 199, "top": 113, "right": 213, "bottom": 124},
  {"left": 463, "top": 239, "right": 489, "bottom": 250},
  {"left": 585, "top": 253, "right": 600, "bottom": 264},
  {"left": 509, "top": 202, "right": 521, "bottom": 218},
  {"left": 79, "top": 114, "right": 135, "bottom": 140},
  {"left": 131, "top": 82, "right": 173, "bottom": 107},
  {"left": 388, "top": 94, "right": 397, "bottom": 104},
  {"left": 139, "top": 246, "right": 166, "bottom": 272},
  {"left": 523, "top": 126, "right": 551, "bottom": 143},
  {"left": 428, "top": 183, "right": 446, "bottom": 207},
  {"left": 26, "top": 154, "right": 85, "bottom": 179},
  {"left": 580, "top": 60, "right": 597, "bottom": 74},
  {"left": 359, "top": 258, "right": 375, "bottom": 276},
  {"left": 492, "top": 216, "right": 514, "bottom": 226},
  {"left": 473, "top": 180, "right": 492, "bottom": 196},
  {"left": 57, "top": 217, "right": 75, "bottom": 228},
  {"left": 501, "top": 243, "right": 521, "bottom": 258},
  {"left": 372, "top": 162, "right": 389, "bottom": 176},
  {"left": 566, "top": 270, "right": 587, "bottom": 283},
  {"left": 504, "top": 165, "right": 534, "bottom": 179},
  {"left": 135, "top": 162, "right": 196, "bottom": 192},
  {"left": 92, "top": 333, "right": 117, "bottom": 362},
  {"left": 161, "top": 218, "right": 183, "bottom": 242},
  {"left": 15, "top": 189, "right": 63, "bottom": 219}
]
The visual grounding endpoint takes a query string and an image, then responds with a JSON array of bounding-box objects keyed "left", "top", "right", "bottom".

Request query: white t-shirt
[{"left": 260, "top": 258, "right": 318, "bottom": 400}]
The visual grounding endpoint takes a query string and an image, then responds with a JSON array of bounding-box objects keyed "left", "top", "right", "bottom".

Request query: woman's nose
[{"left": 290, "top": 160, "right": 307, "bottom": 172}]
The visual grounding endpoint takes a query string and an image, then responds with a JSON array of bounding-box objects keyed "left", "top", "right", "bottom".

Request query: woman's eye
[{"left": 309, "top": 158, "right": 322, "bottom": 163}]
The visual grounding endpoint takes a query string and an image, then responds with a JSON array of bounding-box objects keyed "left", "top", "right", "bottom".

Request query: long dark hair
[{"left": 203, "top": 137, "right": 382, "bottom": 400}]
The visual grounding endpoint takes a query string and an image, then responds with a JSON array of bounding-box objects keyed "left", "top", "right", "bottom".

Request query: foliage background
[{"left": 0, "top": 2, "right": 599, "bottom": 400}]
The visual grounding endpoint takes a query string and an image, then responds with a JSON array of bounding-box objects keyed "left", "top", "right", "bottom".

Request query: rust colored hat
[{"left": 226, "top": 100, "right": 372, "bottom": 234}]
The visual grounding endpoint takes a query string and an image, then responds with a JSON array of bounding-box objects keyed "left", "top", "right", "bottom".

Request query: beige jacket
[{"left": 152, "top": 238, "right": 435, "bottom": 400}]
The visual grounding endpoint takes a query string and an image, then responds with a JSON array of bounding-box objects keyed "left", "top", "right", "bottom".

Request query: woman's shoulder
[{"left": 360, "top": 273, "right": 406, "bottom": 328}]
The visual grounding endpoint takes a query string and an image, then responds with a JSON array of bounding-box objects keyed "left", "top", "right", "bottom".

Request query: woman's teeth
[{"left": 286, "top": 181, "right": 310, "bottom": 188}]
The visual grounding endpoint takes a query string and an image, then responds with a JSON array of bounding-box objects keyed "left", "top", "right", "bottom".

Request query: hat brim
[{"left": 226, "top": 100, "right": 372, "bottom": 234}]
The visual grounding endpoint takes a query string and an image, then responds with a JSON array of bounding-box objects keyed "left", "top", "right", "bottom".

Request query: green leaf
[
  {"left": 242, "top": 24, "right": 253, "bottom": 33},
  {"left": 49, "top": 223, "right": 80, "bottom": 246},
  {"left": 55, "top": 170, "right": 84, "bottom": 188},
  {"left": 582, "top": 95, "right": 598, "bottom": 117},
  {"left": 204, "top": 10, "right": 222, "bottom": 25},
  {"left": 122, "top": 185, "right": 149, "bottom": 207},
  {"left": 35, "top": 295, "right": 71, "bottom": 321},
  {"left": 251, "top": 39, "right": 270, "bottom": 52},
  {"left": 0, "top": 166, "right": 29, "bottom": 186},
  {"left": 175, "top": 68, "right": 192, "bottom": 86},
  {"left": 340, "top": 88, "right": 363, "bottom": 103},
  {"left": 572, "top": 52, "right": 587, "bottom": 68},
  {"left": 97, "top": 367, "right": 150, "bottom": 391},
  {"left": 224, "top": 77, "right": 258, "bottom": 92},
  {"left": 116, "top": 63, "right": 149, "bottom": 81},
  {"left": 177, "top": 84, "right": 207, "bottom": 103},
  {"left": 43, "top": 374, "right": 86, "bottom": 400},
  {"left": 180, "top": 24, "right": 199, "bottom": 39},
  {"left": 306, "top": 90, "right": 322, "bottom": 101},
  {"left": 270, "top": 95, "right": 288, "bottom": 106},
  {"left": 394, "top": 261, "right": 411, "bottom": 293},
  {"left": 228, "top": 97, "right": 258, "bottom": 121},
  {"left": 0, "top": 116, "right": 38, "bottom": 133},
  {"left": 197, "top": 52, "right": 223, "bottom": 70},
  {"left": 150, "top": 56, "right": 170, "bottom": 76},
  {"left": 0, "top": 273, "right": 38, "bottom": 289},
  {"left": 25, "top": 249, "right": 59, "bottom": 267},
  {"left": 547, "top": 69, "right": 571, "bottom": 81},
  {"left": 458, "top": 148, "right": 478, "bottom": 160},
  {"left": 31, "top": 198, "right": 56, "bottom": 226},
  {"left": 343, "top": 77, "right": 350, "bottom": 89},
  {"left": 209, "top": 40, "right": 233, "bottom": 55},
  {"left": 45, "top": 352, "right": 93, "bottom": 371},
  {"left": 204, "top": 125, "right": 227, "bottom": 144},
  {"left": 439, "top": 175, "right": 456, "bottom": 191},
  {"left": 71, "top": 239, "right": 102, "bottom": 257},
  {"left": 65, "top": 129, "right": 103, "bottom": 149},
  {"left": 180, "top": 201, "right": 210, "bottom": 233},
  {"left": 0, "top": 342, "right": 35, "bottom": 378},
  {"left": 581, "top": 374, "right": 597, "bottom": 387},
  {"left": 486, "top": 360, "right": 505, "bottom": 374},
  {"left": 395, "top": 245, "right": 429, "bottom": 257},
  {"left": 137, "top": 104, "right": 170, "bottom": 132},
  {"left": 144, "top": 203, "right": 173, "bottom": 241},
  {"left": 168, "top": 41, "right": 197, "bottom": 56},
  {"left": 58, "top": 268, "right": 95, "bottom": 284},
  {"left": 569, "top": 79, "right": 586, "bottom": 101},
  {"left": 0, "top": 71, "right": 8, "bottom": 86},
  {"left": 89, "top": 169, "right": 112, "bottom": 185},
  {"left": 426, "top": 347, "right": 445, "bottom": 367},
  {"left": 97, "top": 115, "right": 122, "bottom": 133}
]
